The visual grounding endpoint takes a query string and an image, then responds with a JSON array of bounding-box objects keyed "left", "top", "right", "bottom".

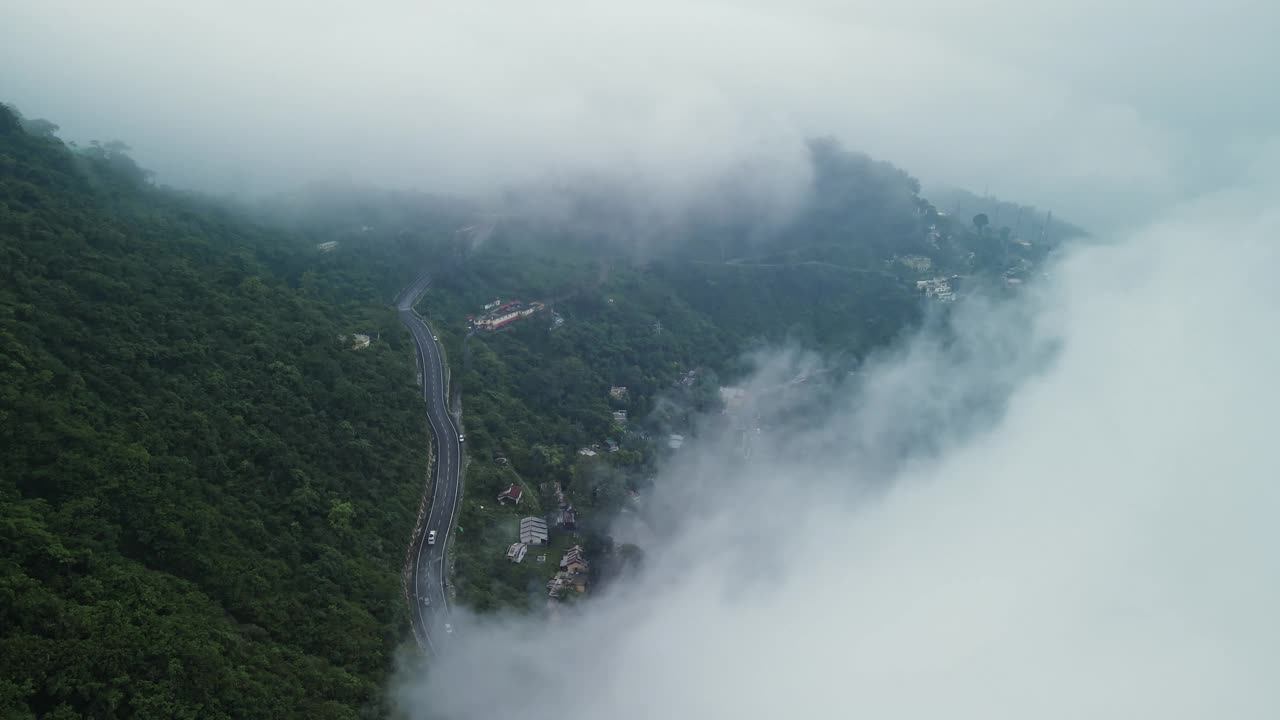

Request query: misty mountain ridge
[
  {"left": 101, "top": 97, "right": 1088, "bottom": 277},
  {"left": 2, "top": 99, "right": 1075, "bottom": 719},
  {"left": 67, "top": 108, "right": 1073, "bottom": 283}
]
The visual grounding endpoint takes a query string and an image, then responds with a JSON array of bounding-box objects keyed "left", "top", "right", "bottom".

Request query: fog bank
[{"left": 4, "top": 0, "right": 1277, "bottom": 231}]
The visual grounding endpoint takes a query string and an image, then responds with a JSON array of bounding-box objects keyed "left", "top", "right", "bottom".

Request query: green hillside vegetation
[
  {"left": 0, "top": 97, "right": 1082, "bottom": 713},
  {"left": 0, "top": 104, "right": 433, "bottom": 719}
]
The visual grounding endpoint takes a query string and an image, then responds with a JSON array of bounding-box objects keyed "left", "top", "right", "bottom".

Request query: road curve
[
  {"left": 395, "top": 271, "right": 463, "bottom": 653},
  {"left": 395, "top": 218, "right": 493, "bottom": 653}
]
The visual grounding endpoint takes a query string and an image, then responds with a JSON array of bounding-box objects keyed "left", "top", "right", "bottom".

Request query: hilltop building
[{"left": 469, "top": 300, "right": 545, "bottom": 331}]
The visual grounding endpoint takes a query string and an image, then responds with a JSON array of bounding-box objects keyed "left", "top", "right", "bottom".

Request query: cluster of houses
[
  {"left": 916, "top": 277, "right": 957, "bottom": 302},
  {"left": 496, "top": 477, "right": 587, "bottom": 599},
  {"left": 547, "top": 545, "right": 589, "bottom": 597},
  {"left": 491, "top": 378, "right": 702, "bottom": 603},
  {"left": 503, "top": 515, "right": 549, "bottom": 564}
]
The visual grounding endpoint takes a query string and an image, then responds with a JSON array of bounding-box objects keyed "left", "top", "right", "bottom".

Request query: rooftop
[
  {"left": 506, "top": 543, "right": 528, "bottom": 563},
  {"left": 497, "top": 483, "right": 524, "bottom": 504},
  {"left": 520, "top": 516, "right": 549, "bottom": 545},
  {"left": 560, "top": 545, "right": 589, "bottom": 571}
]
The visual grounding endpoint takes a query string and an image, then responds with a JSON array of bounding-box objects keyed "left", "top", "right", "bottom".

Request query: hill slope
[{"left": 0, "top": 104, "right": 430, "bottom": 719}]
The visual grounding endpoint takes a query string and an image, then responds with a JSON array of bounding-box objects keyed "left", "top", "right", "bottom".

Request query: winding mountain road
[
  {"left": 395, "top": 272, "right": 462, "bottom": 653},
  {"left": 396, "top": 219, "right": 493, "bottom": 653}
]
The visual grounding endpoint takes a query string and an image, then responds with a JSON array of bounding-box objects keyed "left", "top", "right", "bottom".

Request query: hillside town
[{"left": 464, "top": 368, "right": 773, "bottom": 611}]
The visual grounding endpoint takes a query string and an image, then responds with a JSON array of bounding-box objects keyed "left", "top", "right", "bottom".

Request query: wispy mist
[{"left": 4, "top": 1, "right": 1276, "bottom": 230}]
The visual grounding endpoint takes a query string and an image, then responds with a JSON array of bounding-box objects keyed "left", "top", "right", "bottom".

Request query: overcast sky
[{"left": 3, "top": 0, "right": 1276, "bottom": 231}]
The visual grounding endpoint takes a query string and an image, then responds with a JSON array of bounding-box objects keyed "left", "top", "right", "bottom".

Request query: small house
[
  {"left": 560, "top": 545, "right": 589, "bottom": 575},
  {"left": 497, "top": 483, "right": 523, "bottom": 506},
  {"left": 556, "top": 506, "right": 577, "bottom": 530},
  {"left": 506, "top": 542, "right": 528, "bottom": 563}
]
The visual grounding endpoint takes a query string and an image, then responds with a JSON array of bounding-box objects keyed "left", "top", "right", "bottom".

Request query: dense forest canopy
[{"left": 0, "top": 103, "right": 445, "bottom": 719}]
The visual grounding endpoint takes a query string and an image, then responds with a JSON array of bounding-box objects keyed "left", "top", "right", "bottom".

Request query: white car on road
[{"left": 427, "top": 530, "right": 437, "bottom": 545}]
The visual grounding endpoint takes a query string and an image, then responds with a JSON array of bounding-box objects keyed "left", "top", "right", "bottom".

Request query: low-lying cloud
[
  {"left": 396, "top": 176, "right": 1280, "bottom": 717},
  {"left": 4, "top": 1, "right": 1276, "bottom": 230}
]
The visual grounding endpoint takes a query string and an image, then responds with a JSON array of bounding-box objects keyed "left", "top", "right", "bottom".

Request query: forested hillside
[
  {"left": 0, "top": 97, "right": 1083, "bottom": 712},
  {"left": 0, "top": 104, "right": 433, "bottom": 719}
]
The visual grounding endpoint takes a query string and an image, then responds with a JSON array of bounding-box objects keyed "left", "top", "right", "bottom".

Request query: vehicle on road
[
  {"left": 433, "top": 335, "right": 438, "bottom": 341},
  {"left": 458, "top": 434, "right": 465, "bottom": 442},
  {"left": 427, "top": 530, "right": 437, "bottom": 545},
  {"left": 422, "top": 596, "right": 430, "bottom": 606},
  {"left": 444, "top": 623, "right": 453, "bottom": 634}
]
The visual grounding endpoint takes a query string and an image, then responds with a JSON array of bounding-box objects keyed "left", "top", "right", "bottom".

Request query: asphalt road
[
  {"left": 394, "top": 219, "right": 495, "bottom": 652},
  {"left": 395, "top": 271, "right": 463, "bottom": 653}
]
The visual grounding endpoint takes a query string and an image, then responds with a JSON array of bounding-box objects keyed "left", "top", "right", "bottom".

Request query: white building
[
  {"left": 506, "top": 543, "right": 528, "bottom": 563},
  {"left": 668, "top": 434, "right": 685, "bottom": 449},
  {"left": 520, "top": 517, "right": 549, "bottom": 546}
]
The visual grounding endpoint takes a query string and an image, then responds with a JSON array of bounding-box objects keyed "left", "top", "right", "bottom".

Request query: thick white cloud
[
  {"left": 395, "top": 175, "right": 1280, "bottom": 718},
  {"left": 3, "top": 0, "right": 1276, "bottom": 229}
]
